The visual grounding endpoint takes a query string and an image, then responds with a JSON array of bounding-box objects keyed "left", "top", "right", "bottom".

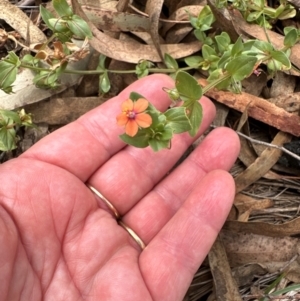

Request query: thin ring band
[
  {"left": 88, "top": 185, "right": 146, "bottom": 250},
  {"left": 87, "top": 185, "right": 120, "bottom": 219},
  {"left": 118, "top": 220, "right": 146, "bottom": 250}
]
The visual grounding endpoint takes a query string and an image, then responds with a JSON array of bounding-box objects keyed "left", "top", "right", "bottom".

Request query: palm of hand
[
  {"left": 0, "top": 75, "right": 239, "bottom": 301},
  {"left": 1, "top": 159, "right": 151, "bottom": 300}
]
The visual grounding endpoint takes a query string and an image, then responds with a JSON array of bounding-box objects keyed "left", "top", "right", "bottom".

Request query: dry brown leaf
[
  {"left": 224, "top": 217, "right": 300, "bottom": 237},
  {"left": 165, "top": 25, "right": 193, "bottom": 44},
  {"left": 268, "top": 72, "right": 296, "bottom": 98},
  {"left": 145, "top": 0, "right": 165, "bottom": 60},
  {"left": 232, "top": 264, "right": 267, "bottom": 287},
  {"left": 212, "top": 102, "right": 229, "bottom": 126},
  {"left": 220, "top": 230, "right": 300, "bottom": 267},
  {"left": 269, "top": 92, "right": 300, "bottom": 113},
  {"left": 235, "top": 131, "right": 292, "bottom": 193},
  {"left": 208, "top": 235, "right": 242, "bottom": 301},
  {"left": 207, "top": 0, "right": 239, "bottom": 41},
  {"left": 234, "top": 193, "right": 274, "bottom": 214},
  {"left": 243, "top": 73, "right": 268, "bottom": 96},
  {"left": 72, "top": 0, "right": 202, "bottom": 63},
  {"left": 198, "top": 78, "right": 300, "bottom": 136},
  {"left": 82, "top": 6, "right": 151, "bottom": 32},
  {"left": 0, "top": 0, "right": 46, "bottom": 43}
]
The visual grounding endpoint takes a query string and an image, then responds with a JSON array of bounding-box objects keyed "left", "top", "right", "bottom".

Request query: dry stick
[
  {"left": 210, "top": 125, "right": 300, "bottom": 162},
  {"left": 199, "top": 78, "right": 300, "bottom": 137}
]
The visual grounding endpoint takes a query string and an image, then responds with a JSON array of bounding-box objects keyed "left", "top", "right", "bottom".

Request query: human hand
[{"left": 0, "top": 74, "right": 239, "bottom": 301}]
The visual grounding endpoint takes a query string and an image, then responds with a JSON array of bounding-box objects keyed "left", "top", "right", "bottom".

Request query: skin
[{"left": 0, "top": 74, "right": 240, "bottom": 301}]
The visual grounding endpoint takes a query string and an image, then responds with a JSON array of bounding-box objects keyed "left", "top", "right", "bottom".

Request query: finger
[
  {"left": 140, "top": 170, "right": 235, "bottom": 301},
  {"left": 87, "top": 96, "right": 216, "bottom": 215},
  {"left": 20, "top": 74, "right": 174, "bottom": 181},
  {"left": 121, "top": 127, "right": 239, "bottom": 244}
]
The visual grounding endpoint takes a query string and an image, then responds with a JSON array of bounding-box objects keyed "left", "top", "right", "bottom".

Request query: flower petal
[
  {"left": 116, "top": 113, "right": 129, "bottom": 126},
  {"left": 125, "top": 120, "right": 139, "bottom": 137},
  {"left": 133, "top": 98, "right": 149, "bottom": 113},
  {"left": 135, "top": 113, "right": 152, "bottom": 128},
  {"left": 121, "top": 99, "right": 134, "bottom": 112}
]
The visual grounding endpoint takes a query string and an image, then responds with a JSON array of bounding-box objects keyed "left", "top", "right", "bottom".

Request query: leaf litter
[{"left": 2, "top": 0, "right": 300, "bottom": 300}]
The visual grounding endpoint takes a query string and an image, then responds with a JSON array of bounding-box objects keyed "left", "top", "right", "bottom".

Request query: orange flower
[{"left": 116, "top": 98, "right": 152, "bottom": 137}]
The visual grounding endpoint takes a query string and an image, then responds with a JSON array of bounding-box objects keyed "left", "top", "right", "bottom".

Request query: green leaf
[
  {"left": 99, "top": 71, "right": 111, "bottom": 93},
  {"left": 40, "top": 5, "right": 56, "bottom": 30},
  {"left": 175, "top": 71, "right": 202, "bottom": 102},
  {"left": 196, "top": 5, "right": 215, "bottom": 30},
  {"left": 277, "top": 5, "right": 296, "bottom": 20},
  {"left": 6, "top": 51, "right": 21, "bottom": 66},
  {"left": 202, "top": 44, "right": 217, "bottom": 60},
  {"left": 135, "top": 60, "right": 153, "bottom": 78},
  {"left": 119, "top": 130, "right": 150, "bottom": 148},
  {"left": 225, "top": 56, "right": 257, "bottom": 81},
  {"left": 231, "top": 36, "right": 243, "bottom": 56},
  {"left": 184, "top": 56, "right": 203, "bottom": 67},
  {"left": 148, "top": 138, "right": 170, "bottom": 152},
  {"left": 270, "top": 50, "right": 291, "bottom": 69},
  {"left": 164, "top": 53, "right": 178, "bottom": 70},
  {"left": 21, "top": 54, "right": 37, "bottom": 66},
  {"left": 52, "top": 0, "right": 73, "bottom": 17},
  {"left": 129, "top": 92, "right": 144, "bottom": 102},
  {"left": 0, "top": 53, "right": 20, "bottom": 93},
  {"left": 0, "top": 127, "right": 16, "bottom": 151},
  {"left": 33, "top": 71, "right": 59, "bottom": 88},
  {"left": 165, "top": 107, "right": 191, "bottom": 133},
  {"left": 48, "top": 19, "right": 70, "bottom": 33},
  {"left": 267, "top": 59, "right": 282, "bottom": 73},
  {"left": 188, "top": 5, "right": 215, "bottom": 30},
  {"left": 0, "top": 110, "right": 21, "bottom": 124},
  {"left": 166, "top": 88, "right": 180, "bottom": 101},
  {"left": 157, "top": 126, "right": 173, "bottom": 140},
  {"left": 215, "top": 32, "right": 231, "bottom": 53},
  {"left": 193, "top": 29, "right": 206, "bottom": 42},
  {"left": 67, "top": 15, "right": 93, "bottom": 39},
  {"left": 217, "top": 50, "right": 231, "bottom": 69},
  {"left": 184, "top": 101, "right": 203, "bottom": 137},
  {"left": 284, "top": 27, "right": 298, "bottom": 48},
  {"left": 252, "top": 40, "right": 273, "bottom": 53},
  {"left": 246, "top": 11, "right": 262, "bottom": 22}
]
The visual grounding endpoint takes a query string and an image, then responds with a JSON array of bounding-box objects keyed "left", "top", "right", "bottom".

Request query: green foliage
[
  {"left": 218, "top": 0, "right": 296, "bottom": 28},
  {"left": 0, "top": 52, "right": 21, "bottom": 93},
  {"left": 189, "top": 5, "right": 215, "bottom": 44},
  {"left": 135, "top": 60, "right": 154, "bottom": 78},
  {"left": 164, "top": 53, "right": 178, "bottom": 70},
  {"left": 1, "top": 1, "right": 299, "bottom": 152},
  {"left": 0, "top": 109, "right": 34, "bottom": 151},
  {"left": 97, "top": 55, "right": 111, "bottom": 93},
  {"left": 175, "top": 71, "right": 202, "bottom": 101},
  {"left": 41, "top": 0, "right": 92, "bottom": 39},
  {"left": 119, "top": 71, "right": 204, "bottom": 151}
]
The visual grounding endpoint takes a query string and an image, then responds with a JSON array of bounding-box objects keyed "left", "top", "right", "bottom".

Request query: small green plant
[
  {"left": 0, "top": 109, "right": 33, "bottom": 151},
  {"left": 116, "top": 71, "right": 203, "bottom": 151},
  {"left": 216, "top": 0, "right": 296, "bottom": 28},
  {"left": 0, "top": 1, "right": 299, "bottom": 151}
]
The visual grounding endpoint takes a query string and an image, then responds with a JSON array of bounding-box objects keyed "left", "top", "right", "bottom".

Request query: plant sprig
[
  {"left": 0, "top": 1, "right": 299, "bottom": 152},
  {"left": 0, "top": 109, "right": 34, "bottom": 152}
]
